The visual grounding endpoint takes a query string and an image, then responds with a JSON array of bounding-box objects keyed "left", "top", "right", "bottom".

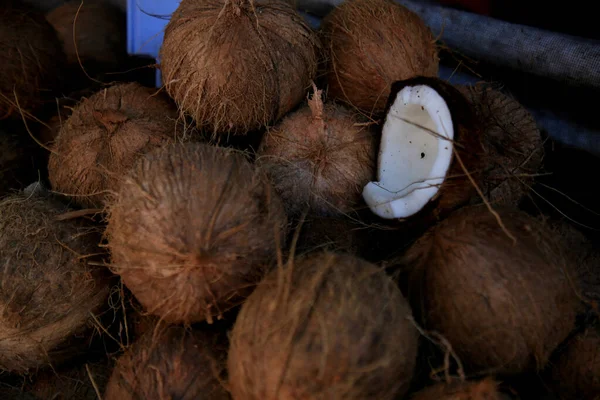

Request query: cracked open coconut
[{"left": 362, "top": 77, "right": 484, "bottom": 220}]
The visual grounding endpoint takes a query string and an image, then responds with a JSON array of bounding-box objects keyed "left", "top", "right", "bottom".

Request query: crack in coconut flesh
[
  {"left": 363, "top": 77, "right": 483, "bottom": 220},
  {"left": 411, "top": 378, "right": 510, "bottom": 400}
]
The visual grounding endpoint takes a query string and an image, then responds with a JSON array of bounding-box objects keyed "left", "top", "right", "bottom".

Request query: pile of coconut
[{"left": 0, "top": 0, "right": 597, "bottom": 398}]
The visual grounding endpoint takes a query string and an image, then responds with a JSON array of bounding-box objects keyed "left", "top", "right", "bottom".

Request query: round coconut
[
  {"left": 403, "top": 206, "right": 580, "bottom": 375},
  {"left": 106, "top": 143, "right": 287, "bottom": 324},
  {"left": 46, "top": 1, "right": 126, "bottom": 68},
  {"left": 457, "top": 84, "right": 543, "bottom": 206},
  {"left": 104, "top": 325, "right": 229, "bottom": 400},
  {"left": 320, "top": 0, "right": 439, "bottom": 116},
  {"left": 258, "top": 86, "right": 377, "bottom": 216},
  {"left": 0, "top": 128, "right": 42, "bottom": 196},
  {"left": 48, "top": 82, "right": 185, "bottom": 208},
  {"left": 0, "top": 192, "right": 110, "bottom": 373},
  {"left": 410, "top": 378, "right": 509, "bottom": 400},
  {"left": 228, "top": 252, "right": 419, "bottom": 400},
  {"left": 159, "top": 0, "right": 319, "bottom": 135},
  {"left": 549, "top": 326, "right": 600, "bottom": 400},
  {"left": 0, "top": 2, "right": 64, "bottom": 119}
]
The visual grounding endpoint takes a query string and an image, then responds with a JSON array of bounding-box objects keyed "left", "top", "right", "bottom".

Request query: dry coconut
[
  {"left": 403, "top": 206, "right": 580, "bottom": 375},
  {"left": 160, "top": 0, "right": 319, "bottom": 135},
  {"left": 362, "top": 77, "right": 484, "bottom": 221},
  {"left": 0, "top": 128, "right": 42, "bottom": 196},
  {"left": 457, "top": 84, "right": 543, "bottom": 206},
  {"left": 0, "top": 2, "right": 64, "bottom": 119},
  {"left": 228, "top": 252, "right": 418, "bottom": 400},
  {"left": 106, "top": 143, "right": 287, "bottom": 324},
  {"left": 410, "top": 378, "right": 509, "bottom": 400},
  {"left": 321, "top": 0, "right": 439, "bottom": 115},
  {"left": 104, "top": 325, "right": 229, "bottom": 400},
  {"left": 258, "top": 86, "right": 377, "bottom": 216},
  {"left": 46, "top": 1, "right": 126, "bottom": 67},
  {"left": 0, "top": 192, "right": 110, "bottom": 373},
  {"left": 48, "top": 82, "right": 185, "bottom": 208}
]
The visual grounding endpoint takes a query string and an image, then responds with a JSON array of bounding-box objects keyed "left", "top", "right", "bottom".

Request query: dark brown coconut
[
  {"left": 403, "top": 206, "right": 579, "bottom": 375},
  {"left": 48, "top": 82, "right": 185, "bottom": 208},
  {"left": 104, "top": 325, "right": 229, "bottom": 400},
  {"left": 258, "top": 87, "right": 377, "bottom": 216},
  {"left": 321, "top": 0, "right": 439, "bottom": 115},
  {"left": 228, "top": 252, "right": 418, "bottom": 400},
  {"left": 0, "top": 193, "right": 110, "bottom": 373},
  {"left": 106, "top": 143, "right": 287, "bottom": 324},
  {"left": 410, "top": 378, "right": 508, "bottom": 400},
  {"left": 0, "top": 128, "right": 42, "bottom": 196},
  {"left": 0, "top": 2, "right": 64, "bottom": 119},
  {"left": 160, "top": 0, "right": 319, "bottom": 135},
  {"left": 457, "top": 84, "right": 543, "bottom": 206}
]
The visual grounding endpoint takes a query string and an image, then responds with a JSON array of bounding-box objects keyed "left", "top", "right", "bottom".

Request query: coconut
[
  {"left": 104, "top": 325, "right": 229, "bottom": 400},
  {"left": 228, "top": 252, "right": 418, "bottom": 400},
  {"left": 0, "top": 2, "right": 64, "bottom": 119},
  {"left": 48, "top": 82, "right": 185, "bottom": 208},
  {"left": 0, "top": 192, "right": 110, "bottom": 373},
  {"left": 0, "top": 128, "right": 42, "bottom": 196},
  {"left": 159, "top": 0, "right": 319, "bottom": 135},
  {"left": 106, "top": 143, "right": 287, "bottom": 324},
  {"left": 320, "top": 0, "right": 439, "bottom": 116},
  {"left": 410, "top": 378, "right": 509, "bottom": 400},
  {"left": 457, "top": 84, "right": 543, "bottom": 206},
  {"left": 258, "top": 86, "right": 377, "bottom": 216},
  {"left": 362, "top": 77, "right": 485, "bottom": 221},
  {"left": 403, "top": 206, "right": 580, "bottom": 375}
]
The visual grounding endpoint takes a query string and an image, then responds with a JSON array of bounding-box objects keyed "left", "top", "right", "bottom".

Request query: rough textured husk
[
  {"left": 0, "top": 129, "right": 41, "bottom": 196},
  {"left": 48, "top": 82, "right": 185, "bottom": 208},
  {"left": 321, "top": 0, "right": 439, "bottom": 116},
  {"left": 0, "top": 2, "right": 64, "bottom": 119},
  {"left": 295, "top": 215, "right": 369, "bottom": 256},
  {"left": 549, "top": 326, "right": 600, "bottom": 400},
  {"left": 403, "top": 206, "right": 580, "bottom": 375},
  {"left": 46, "top": 1, "right": 126, "bottom": 67},
  {"left": 258, "top": 88, "right": 377, "bottom": 216},
  {"left": 160, "top": 0, "right": 319, "bottom": 135},
  {"left": 410, "top": 378, "right": 507, "bottom": 400},
  {"left": 104, "top": 325, "right": 230, "bottom": 400},
  {"left": 228, "top": 252, "right": 418, "bottom": 400},
  {"left": 0, "top": 193, "right": 110, "bottom": 373},
  {"left": 106, "top": 143, "right": 287, "bottom": 324},
  {"left": 458, "top": 84, "right": 543, "bottom": 206}
]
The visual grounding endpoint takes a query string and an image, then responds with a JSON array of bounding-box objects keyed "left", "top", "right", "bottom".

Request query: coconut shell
[
  {"left": 0, "top": 2, "right": 64, "bottom": 119},
  {"left": 104, "top": 325, "right": 230, "bottom": 400},
  {"left": 258, "top": 87, "right": 377, "bottom": 216},
  {"left": 106, "top": 143, "right": 287, "bottom": 324},
  {"left": 321, "top": 0, "right": 439, "bottom": 116},
  {"left": 403, "top": 206, "right": 580, "bottom": 375},
  {"left": 0, "top": 128, "right": 42, "bottom": 196},
  {"left": 48, "top": 82, "right": 185, "bottom": 208},
  {"left": 410, "top": 378, "right": 508, "bottom": 400},
  {"left": 0, "top": 193, "right": 110, "bottom": 373},
  {"left": 228, "top": 252, "right": 419, "bottom": 400},
  {"left": 160, "top": 0, "right": 319, "bottom": 135},
  {"left": 458, "top": 84, "right": 543, "bottom": 206}
]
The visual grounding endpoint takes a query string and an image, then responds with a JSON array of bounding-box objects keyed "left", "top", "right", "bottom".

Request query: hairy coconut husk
[
  {"left": 295, "top": 215, "right": 370, "bottom": 256},
  {"left": 410, "top": 378, "right": 508, "bottom": 400},
  {"left": 228, "top": 252, "right": 418, "bottom": 400},
  {"left": 104, "top": 325, "right": 229, "bottom": 400},
  {"left": 258, "top": 87, "right": 377, "bottom": 216},
  {"left": 0, "top": 193, "right": 110, "bottom": 373},
  {"left": 457, "top": 84, "right": 543, "bottom": 206},
  {"left": 48, "top": 82, "right": 186, "bottom": 208},
  {"left": 321, "top": 0, "right": 439, "bottom": 116},
  {"left": 403, "top": 206, "right": 580, "bottom": 375},
  {"left": 0, "top": 2, "right": 64, "bottom": 119},
  {"left": 0, "top": 128, "right": 42, "bottom": 196},
  {"left": 106, "top": 143, "right": 287, "bottom": 324},
  {"left": 160, "top": 0, "right": 319, "bottom": 135},
  {"left": 46, "top": 1, "right": 126, "bottom": 68}
]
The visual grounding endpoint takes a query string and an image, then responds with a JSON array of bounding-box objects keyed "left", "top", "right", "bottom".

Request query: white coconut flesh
[{"left": 363, "top": 85, "right": 454, "bottom": 219}]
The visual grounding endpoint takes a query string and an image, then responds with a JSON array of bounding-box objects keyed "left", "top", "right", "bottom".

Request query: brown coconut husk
[
  {"left": 0, "top": 128, "right": 42, "bottom": 196},
  {"left": 258, "top": 86, "right": 377, "bottom": 216},
  {"left": 104, "top": 325, "right": 229, "bottom": 400},
  {"left": 0, "top": 2, "right": 65, "bottom": 119},
  {"left": 106, "top": 143, "right": 288, "bottom": 324},
  {"left": 160, "top": 0, "right": 319, "bottom": 135},
  {"left": 410, "top": 378, "right": 508, "bottom": 400},
  {"left": 0, "top": 192, "right": 110, "bottom": 373},
  {"left": 228, "top": 252, "right": 419, "bottom": 400},
  {"left": 321, "top": 0, "right": 439, "bottom": 116},
  {"left": 295, "top": 215, "right": 369, "bottom": 256},
  {"left": 403, "top": 206, "right": 580, "bottom": 375},
  {"left": 457, "top": 84, "right": 544, "bottom": 206},
  {"left": 48, "top": 82, "right": 186, "bottom": 208}
]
